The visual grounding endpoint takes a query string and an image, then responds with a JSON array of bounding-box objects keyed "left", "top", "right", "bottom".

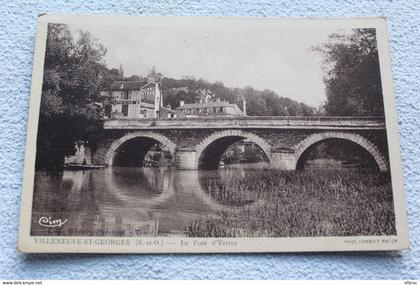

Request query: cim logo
[{"left": 38, "top": 216, "right": 68, "bottom": 228}]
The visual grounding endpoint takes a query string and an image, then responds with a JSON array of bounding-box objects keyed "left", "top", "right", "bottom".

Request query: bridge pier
[
  {"left": 175, "top": 148, "right": 198, "bottom": 170},
  {"left": 270, "top": 149, "right": 296, "bottom": 171}
]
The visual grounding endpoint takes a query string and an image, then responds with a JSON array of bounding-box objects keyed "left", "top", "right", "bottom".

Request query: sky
[{"left": 68, "top": 20, "right": 352, "bottom": 107}]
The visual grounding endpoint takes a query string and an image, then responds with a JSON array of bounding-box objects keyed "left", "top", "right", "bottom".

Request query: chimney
[
  {"left": 216, "top": 97, "right": 221, "bottom": 102},
  {"left": 243, "top": 98, "right": 247, "bottom": 116},
  {"left": 180, "top": 100, "right": 184, "bottom": 107}
]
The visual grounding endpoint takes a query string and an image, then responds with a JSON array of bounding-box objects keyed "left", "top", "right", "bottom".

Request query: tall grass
[{"left": 187, "top": 169, "right": 395, "bottom": 237}]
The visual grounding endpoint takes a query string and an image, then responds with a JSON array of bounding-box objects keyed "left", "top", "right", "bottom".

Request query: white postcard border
[{"left": 18, "top": 15, "right": 409, "bottom": 253}]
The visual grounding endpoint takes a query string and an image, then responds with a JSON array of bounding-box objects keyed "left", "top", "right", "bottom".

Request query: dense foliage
[
  {"left": 222, "top": 143, "right": 268, "bottom": 164},
  {"left": 315, "top": 28, "right": 384, "bottom": 116},
  {"left": 37, "top": 24, "right": 108, "bottom": 170}
]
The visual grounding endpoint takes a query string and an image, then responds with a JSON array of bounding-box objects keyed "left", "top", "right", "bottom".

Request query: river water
[{"left": 30, "top": 163, "right": 271, "bottom": 237}]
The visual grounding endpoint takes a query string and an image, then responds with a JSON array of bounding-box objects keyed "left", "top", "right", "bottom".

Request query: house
[
  {"left": 176, "top": 89, "right": 246, "bottom": 117},
  {"left": 100, "top": 79, "right": 162, "bottom": 119},
  {"left": 159, "top": 105, "right": 178, "bottom": 118}
]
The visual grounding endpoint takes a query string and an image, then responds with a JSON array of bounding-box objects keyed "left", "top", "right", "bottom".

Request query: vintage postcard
[{"left": 19, "top": 15, "right": 409, "bottom": 253}]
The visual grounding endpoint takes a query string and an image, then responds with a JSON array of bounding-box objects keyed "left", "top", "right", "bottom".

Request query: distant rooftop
[
  {"left": 160, "top": 106, "right": 178, "bottom": 114},
  {"left": 176, "top": 101, "right": 236, "bottom": 110}
]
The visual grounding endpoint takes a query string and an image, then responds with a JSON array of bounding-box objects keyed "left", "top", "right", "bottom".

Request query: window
[
  {"left": 141, "top": 88, "right": 155, "bottom": 104},
  {"left": 122, "top": 90, "right": 130, "bottom": 99},
  {"left": 122, "top": 105, "right": 128, "bottom": 116},
  {"left": 104, "top": 104, "right": 112, "bottom": 118}
]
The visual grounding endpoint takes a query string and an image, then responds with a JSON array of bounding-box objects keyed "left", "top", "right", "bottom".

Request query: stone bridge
[{"left": 91, "top": 116, "right": 390, "bottom": 172}]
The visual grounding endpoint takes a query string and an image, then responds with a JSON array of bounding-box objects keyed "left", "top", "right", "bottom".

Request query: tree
[
  {"left": 242, "top": 145, "right": 266, "bottom": 163},
  {"left": 118, "top": 63, "right": 125, "bottom": 78},
  {"left": 148, "top": 66, "right": 163, "bottom": 83},
  {"left": 315, "top": 29, "right": 384, "bottom": 116},
  {"left": 261, "top": 89, "right": 289, "bottom": 116},
  {"left": 36, "top": 23, "right": 108, "bottom": 170},
  {"left": 241, "top": 87, "right": 268, "bottom": 116},
  {"left": 222, "top": 145, "right": 242, "bottom": 164}
]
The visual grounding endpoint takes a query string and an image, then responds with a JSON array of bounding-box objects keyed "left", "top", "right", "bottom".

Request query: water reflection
[{"left": 31, "top": 165, "right": 263, "bottom": 237}]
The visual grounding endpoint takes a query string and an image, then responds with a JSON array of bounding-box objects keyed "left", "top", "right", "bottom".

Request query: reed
[{"left": 187, "top": 168, "right": 395, "bottom": 237}]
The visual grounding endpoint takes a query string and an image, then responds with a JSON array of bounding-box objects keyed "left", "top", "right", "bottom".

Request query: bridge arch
[
  {"left": 104, "top": 131, "right": 176, "bottom": 166},
  {"left": 294, "top": 132, "right": 388, "bottom": 172},
  {"left": 195, "top": 130, "right": 271, "bottom": 169}
]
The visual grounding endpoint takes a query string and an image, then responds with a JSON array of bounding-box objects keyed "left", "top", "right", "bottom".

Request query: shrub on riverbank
[{"left": 187, "top": 169, "right": 395, "bottom": 237}]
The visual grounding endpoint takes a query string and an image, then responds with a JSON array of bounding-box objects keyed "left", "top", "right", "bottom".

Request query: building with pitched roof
[
  {"left": 176, "top": 90, "right": 246, "bottom": 117},
  {"left": 100, "top": 80, "right": 162, "bottom": 119}
]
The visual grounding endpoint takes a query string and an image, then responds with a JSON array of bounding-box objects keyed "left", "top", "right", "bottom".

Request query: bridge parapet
[
  {"left": 94, "top": 116, "right": 389, "bottom": 172},
  {"left": 103, "top": 116, "right": 386, "bottom": 130}
]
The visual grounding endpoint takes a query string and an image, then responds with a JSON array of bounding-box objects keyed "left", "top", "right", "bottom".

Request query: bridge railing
[{"left": 102, "top": 116, "right": 386, "bottom": 130}]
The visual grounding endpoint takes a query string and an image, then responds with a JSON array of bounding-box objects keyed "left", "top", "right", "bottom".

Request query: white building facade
[{"left": 101, "top": 80, "right": 162, "bottom": 119}]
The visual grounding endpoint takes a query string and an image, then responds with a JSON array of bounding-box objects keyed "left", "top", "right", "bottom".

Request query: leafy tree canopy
[
  {"left": 315, "top": 28, "right": 384, "bottom": 116},
  {"left": 37, "top": 23, "right": 108, "bottom": 169}
]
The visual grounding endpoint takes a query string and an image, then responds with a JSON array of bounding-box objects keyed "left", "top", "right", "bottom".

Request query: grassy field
[{"left": 187, "top": 168, "right": 396, "bottom": 237}]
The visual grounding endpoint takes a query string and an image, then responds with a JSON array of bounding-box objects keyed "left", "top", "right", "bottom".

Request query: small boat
[{"left": 63, "top": 163, "right": 105, "bottom": 170}]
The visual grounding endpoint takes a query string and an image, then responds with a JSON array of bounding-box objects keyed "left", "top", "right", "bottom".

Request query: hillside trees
[{"left": 160, "top": 79, "right": 315, "bottom": 116}]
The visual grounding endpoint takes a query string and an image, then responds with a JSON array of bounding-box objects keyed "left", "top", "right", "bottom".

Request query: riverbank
[{"left": 187, "top": 168, "right": 395, "bottom": 237}]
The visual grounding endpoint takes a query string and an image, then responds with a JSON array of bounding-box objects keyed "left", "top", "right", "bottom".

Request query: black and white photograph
[{"left": 18, "top": 15, "right": 408, "bottom": 253}]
